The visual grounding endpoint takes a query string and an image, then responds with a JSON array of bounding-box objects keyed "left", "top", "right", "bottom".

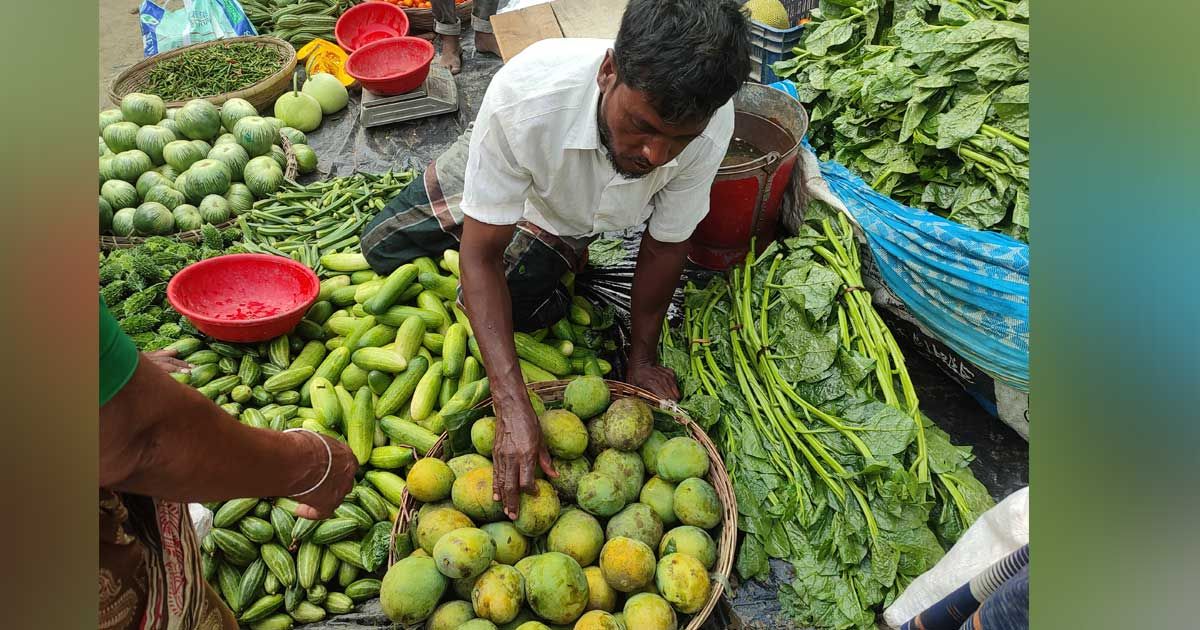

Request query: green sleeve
[{"left": 100, "top": 296, "right": 140, "bottom": 406}]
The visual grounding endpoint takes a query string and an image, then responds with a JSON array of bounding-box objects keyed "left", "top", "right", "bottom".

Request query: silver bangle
[{"left": 283, "top": 428, "right": 332, "bottom": 498}]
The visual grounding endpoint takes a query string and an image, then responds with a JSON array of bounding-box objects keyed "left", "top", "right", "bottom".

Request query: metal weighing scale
[{"left": 360, "top": 63, "right": 459, "bottom": 128}]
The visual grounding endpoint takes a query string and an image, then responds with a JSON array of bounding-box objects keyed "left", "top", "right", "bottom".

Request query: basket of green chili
[{"left": 108, "top": 36, "right": 297, "bottom": 111}]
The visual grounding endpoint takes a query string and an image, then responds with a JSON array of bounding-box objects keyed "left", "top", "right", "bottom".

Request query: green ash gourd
[{"left": 274, "top": 75, "right": 322, "bottom": 133}]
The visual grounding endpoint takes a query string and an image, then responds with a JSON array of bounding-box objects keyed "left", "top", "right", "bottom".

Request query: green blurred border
[
  {"left": 1035, "top": 1, "right": 1200, "bottom": 628},
  {"left": 1, "top": 0, "right": 1199, "bottom": 627},
  {"left": 0, "top": 0, "right": 99, "bottom": 627}
]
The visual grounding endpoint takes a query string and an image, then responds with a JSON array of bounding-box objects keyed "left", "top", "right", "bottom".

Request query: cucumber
[
  {"left": 374, "top": 356, "right": 428, "bottom": 418},
  {"left": 274, "top": 390, "right": 301, "bottom": 405},
  {"left": 167, "top": 337, "right": 203, "bottom": 356},
  {"left": 334, "top": 385, "right": 355, "bottom": 420},
  {"left": 417, "top": 290, "right": 451, "bottom": 331},
  {"left": 353, "top": 279, "right": 384, "bottom": 305},
  {"left": 302, "top": 346, "right": 351, "bottom": 403},
  {"left": 409, "top": 360, "right": 444, "bottom": 421},
  {"left": 288, "top": 340, "right": 326, "bottom": 372},
  {"left": 367, "top": 445, "right": 415, "bottom": 469},
  {"left": 320, "top": 252, "right": 370, "bottom": 272},
  {"left": 350, "top": 270, "right": 378, "bottom": 284},
  {"left": 325, "top": 316, "right": 357, "bottom": 336},
  {"left": 294, "top": 319, "right": 324, "bottom": 340},
  {"left": 364, "top": 470, "right": 407, "bottom": 506},
  {"left": 365, "top": 263, "right": 418, "bottom": 315},
  {"left": 421, "top": 332, "right": 444, "bottom": 354},
  {"left": 318, "top": 275, "right": 350, "bottom": 301},
  {"left": 460, "top": 356, "right": 482, "bottom": 386},
  {"left": 367, "top": 370, "right": 392, "bottom": 396},
  {"left": 346, "top": 386, "right": 375, "bottom": 465},
  {"left": 468, "top": 336, "right": 483, "bottom": 364},
  {"left": 398, "top": 282, "right": 424, "bottom": 303},
  {"left": 342, "top": 315, "right": 377, "bottom": 352},
  {"left": 308, "top": 376, "right": 342, "bottom": 429},
  {"left": 513, "top": 332, "right": 572, "bottom": 375},
  {"left": 441, "top": 323, "right": 467, "bottom": 377},
  {"left": 441, "top": 249, "right": 460, "bottom": 277},
  {"left": 329, "top": 285, "right": 358, "bottom": 306},
  {"left": 291, "top": 601, "right": 326, "bottom": 623},
  {"left": 339, "top": 363, "right": 369, "bottom": 392},
  {"left": 393, "top": 315, "right": 426, "bottom": 361},
  {"left": 554, "top": 339, "right": 575, "bottom": 357},
  {"left": 418, "top": 271, "right": 459, "bottom": 301},
  {"left": 185, "top": 349, "right": 220, "bottom": 365},
  {"left": 263, "top": 365, "right": 313, "bottom": 393},
  {"left": 519, "top": 359, "right": 558, "bottom": 383},
  {"left": 550, "top": 317, "right": 576, "bottom": 342},
  {"left": 571, "top": 357, "right": 613, "bottom": 374},
  {"left": 412, "top": 256, "right": 439, "bottom": 276},
  {"left": 377, "top": 416, "right": 439, "bottom": 454},
  {"left": 305, "top": 300, "right": 334, "bottom": 325},
  {"left": 376, "top": 305, "right": 443, "bottom": 330},
  {"left": 570, "top": 295, "right": 594, "bottom": 325},
  {"left": 355, "top": 324, "right": 396, "bottom": 349},
  {"left": 451, "top": 303, "right": 474, "bottom": 335},
  {"left": 439, "top": 377, "right": 490, "bottom": 417},
  {"left": 352, "top": 347, "right": 407, "bottom": 373},
  {"left": 260, "top": 543, "right": 296, "bottom": 586},
  {"left": 439, "top": 376, "right": 458, "bottom": 408}
]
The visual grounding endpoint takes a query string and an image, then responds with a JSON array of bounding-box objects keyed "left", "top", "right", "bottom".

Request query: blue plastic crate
[{"left": 743, "top": 0, "right": 814, "bottom": 84}]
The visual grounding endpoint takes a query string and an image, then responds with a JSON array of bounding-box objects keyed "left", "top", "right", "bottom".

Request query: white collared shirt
[{"left": 459, "top": 38, "right": 734, "bottom": 243}]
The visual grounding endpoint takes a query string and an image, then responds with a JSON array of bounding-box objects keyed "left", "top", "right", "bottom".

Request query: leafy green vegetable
[
  {"left": 586, "top": 238, "right": 631, "bottom": 267},
  {"left": 775, "top": 0, "right": 1030, "bottom": 240},
  {"left": 664, "top": 216, "right": 993, "bottom": 629}
]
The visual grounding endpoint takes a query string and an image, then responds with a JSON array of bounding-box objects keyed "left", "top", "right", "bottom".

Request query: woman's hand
[
  {"left": 288, "top": 432, "right": 359, "bottom": 520},
  {"left": 491, "top": 396, "right": 557, "bottom": 520},
  {"left": 144, "top": 349, "right": 192, "bottom": 374}
]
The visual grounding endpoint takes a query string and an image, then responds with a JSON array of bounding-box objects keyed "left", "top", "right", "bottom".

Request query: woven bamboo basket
[
  {"left": 388, "top": 379, "right": 737, "bottom": 630},
  {"left": 403, "top": 0, "right": 474, "bottom": 34},
  {"left": 99, "top": 134, "right": 299, "bottom": 251},
  {"left": 107, "top": 36, "right": 297, "bottom": 111}
]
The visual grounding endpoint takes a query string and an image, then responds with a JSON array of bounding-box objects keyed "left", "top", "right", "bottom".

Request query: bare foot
[
  {"left": 415, "top": 32, "right": 436, "bottom": 41},
  {"left": 475, "top": 30, "right": 501, "bottom": 57},
  {"left": 437, "top": 34, "right": 463, "bottom": 75}
]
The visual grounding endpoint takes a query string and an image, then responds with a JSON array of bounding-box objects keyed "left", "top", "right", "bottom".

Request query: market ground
[{"left": 99, "top": 0, "right": 142, "bottom": 109}]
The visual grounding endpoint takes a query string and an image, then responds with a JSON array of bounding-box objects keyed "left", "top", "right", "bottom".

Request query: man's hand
[
  {"left": 289, "top": 432, "right": 360, "bottom": 520},
  {"left": 491, "top": 397, "right": 557, "bottom": 519},
  {"left": 144, "top": 349, "right": 191, "bottom": 374},
  {"left": 626, "top": 360, "right": 681, "bottom": 401}
]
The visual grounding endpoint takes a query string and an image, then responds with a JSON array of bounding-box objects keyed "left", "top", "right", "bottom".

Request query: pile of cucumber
[{"left": 175, "top": 249, "right": 617, "bottom": 627}]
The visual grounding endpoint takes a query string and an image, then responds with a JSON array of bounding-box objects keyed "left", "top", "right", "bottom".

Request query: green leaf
[
  {"left": 950, "top": 182, "right": 1007, "bottom": 229},
  {"left": 736, "top": 536, "right": 770, "bottom": 581},
  {"left": 936, "top": 91, "right": 992, "bottom": 149},
  {"left": 778, "top": 262, "right": 841, "bottom": 321},
  {"left": 942, "top": 19, "right": 1030, "bottom": 56},
  {"left": 804, "top": 16, "right": 860, "bottom": 56}
]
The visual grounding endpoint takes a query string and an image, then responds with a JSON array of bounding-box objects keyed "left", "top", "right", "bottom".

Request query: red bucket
[{"left": 690, "top": 83, "right": 809, "bottom": 270}]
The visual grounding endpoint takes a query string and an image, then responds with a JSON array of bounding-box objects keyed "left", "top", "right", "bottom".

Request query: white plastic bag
[
  {"left": 139, "top": 0, "right": 257, "bottom": 57},
  {"left": 189, "top": 502, "right": 214, "bottom": 540},
  {"left": 883, "top": 486, "right": 1029, "bottom": 628}
]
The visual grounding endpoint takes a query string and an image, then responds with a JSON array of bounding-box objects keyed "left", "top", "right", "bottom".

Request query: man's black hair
[{"left": 613, "top": 0, "right": 752, "bottom": 125}]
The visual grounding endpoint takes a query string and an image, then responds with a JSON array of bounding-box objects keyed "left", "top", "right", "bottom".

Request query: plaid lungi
[{"left": 361, "top": 124, "right": 594, "bottom": 331}]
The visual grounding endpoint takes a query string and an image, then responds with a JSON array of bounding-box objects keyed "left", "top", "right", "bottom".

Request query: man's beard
[{"left": 597, "top": 94, "right": 651, "bottom": 180}]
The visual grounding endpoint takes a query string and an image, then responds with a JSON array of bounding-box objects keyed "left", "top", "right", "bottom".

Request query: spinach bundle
[
  {"left": 776, "top": 0, "right": 1030, "bottom": 240},
  {"left": 662, "top": 216, "right": 993, "bottom": 629}
]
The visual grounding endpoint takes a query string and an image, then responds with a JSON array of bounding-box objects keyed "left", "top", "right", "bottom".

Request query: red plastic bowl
[
  {"left": 345, "top": 36, "right": 435, "bottom": 96},
  {"left": 336, "top": 2, "right": 410, "bottom": 53},
  {"left": 166, "top": 254, "right": 320, "bottom": 343}
]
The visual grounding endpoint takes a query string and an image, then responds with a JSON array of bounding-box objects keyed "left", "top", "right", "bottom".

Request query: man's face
[{"left": 597, "top": 51, "right": 710, "bottom": 179}]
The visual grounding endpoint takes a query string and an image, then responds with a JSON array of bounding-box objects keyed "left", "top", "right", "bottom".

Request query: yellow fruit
[
  {"left": 599, "top": 536, "right": 656, "bottom": 593},
  {"left": 584, "top": 566, "right": 618, "bottom": 612},
  {"left": 407, "top": 458, "right": 456, "bottom": 503},
  {"left": 744, "top": 0, "right": 790, "bottom": 30}
]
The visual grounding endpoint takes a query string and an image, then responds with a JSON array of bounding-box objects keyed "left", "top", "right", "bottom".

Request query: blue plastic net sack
[
  {"left": 139, "top": 0, "right": 257, "bottom": 57},
  {"left": 818, "top": 152, "right": 1029, "bottom": 393}
]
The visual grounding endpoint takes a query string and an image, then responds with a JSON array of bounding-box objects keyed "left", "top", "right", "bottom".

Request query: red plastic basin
[
  {"left": 336, "top": 2, "right": 410, "bottom": 52},
  {"left": 166, "top": 254, "right": 319, "bottom": 343},
  {"left": 345, "top": 36, "right": 435, "bottom": 96}
]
